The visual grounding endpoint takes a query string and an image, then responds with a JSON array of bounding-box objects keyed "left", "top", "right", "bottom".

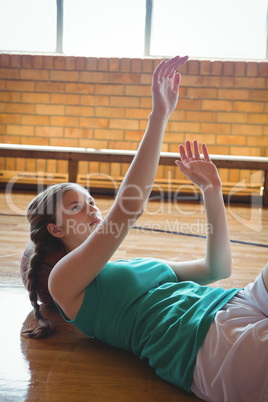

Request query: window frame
[{"left": 56, "top": 0, "right": 64, "bottom": 53}]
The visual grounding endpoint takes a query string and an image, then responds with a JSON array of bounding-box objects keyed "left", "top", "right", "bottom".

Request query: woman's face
[{"left": 52, "top": 188, "right": 102, "bottom": 249}]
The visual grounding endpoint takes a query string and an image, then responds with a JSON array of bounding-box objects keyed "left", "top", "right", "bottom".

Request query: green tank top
[{"left": 56, "top": 258, "right": 239, "bottom": 393}]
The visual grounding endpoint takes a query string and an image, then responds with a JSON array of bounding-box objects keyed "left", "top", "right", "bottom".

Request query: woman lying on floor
[{"left": 22, "top": 55, "right": 268, "bottom": 402}]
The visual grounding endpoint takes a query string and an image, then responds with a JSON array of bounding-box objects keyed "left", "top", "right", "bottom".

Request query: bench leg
[
  {"left": 68, "top": 160, "right": 79, "bottom": 183},
  {"left": 263, "top": 170, "right": 268, "bottom": 206}
]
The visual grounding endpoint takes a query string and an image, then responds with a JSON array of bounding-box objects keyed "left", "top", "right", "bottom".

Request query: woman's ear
[{"left": 47, "top": 223, "right": 64, "bottom": 238}]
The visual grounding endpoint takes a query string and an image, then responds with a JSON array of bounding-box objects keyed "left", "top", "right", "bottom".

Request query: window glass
[
  {"left": 150, "top": 0, "right": 267, "bottom": 59},
  {"left": 0, "top": 0, "right": 56, "bottom": 52},
  {"left": 63, "top": 0, "right": 146, "bottom": 57}
]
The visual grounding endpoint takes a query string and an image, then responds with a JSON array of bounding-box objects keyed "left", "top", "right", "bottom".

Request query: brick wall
[{"left": 0, "top": 53, "right": 267, "bottom": 185}]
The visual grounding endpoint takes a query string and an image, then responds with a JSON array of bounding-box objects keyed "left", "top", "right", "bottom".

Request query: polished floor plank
[{"left": 0, "top": 189, "right": 268, "bottom": 401}]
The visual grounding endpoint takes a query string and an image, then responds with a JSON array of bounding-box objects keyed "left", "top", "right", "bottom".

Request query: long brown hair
[{"left": 21, "top": 182, "right": 86, "bottom": 339}]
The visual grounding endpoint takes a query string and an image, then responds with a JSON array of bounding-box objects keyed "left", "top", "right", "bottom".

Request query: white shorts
[{"left": 191, "top": 271, "right": 268, "bottom": 402}]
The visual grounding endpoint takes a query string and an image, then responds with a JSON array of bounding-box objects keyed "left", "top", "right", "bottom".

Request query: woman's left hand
[
  {"left": 151, "top": 55, "right": 188, "bottom": 120},
  {"left": 175, "top": 140, "right": 222, "bottom": 193}
]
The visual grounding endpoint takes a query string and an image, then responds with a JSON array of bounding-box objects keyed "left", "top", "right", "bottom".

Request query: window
[
  {"left": 63, "top": 0, "right": 146, "bottom": 57},
  {"left": 150, "top": 0, "right": 268, "bottom": 59},
  {"left": 0, "top": 0, "right": 267, "bottom": 59},
  {"left": 0, "top": 0, "right": 56, "bottom": 53}
]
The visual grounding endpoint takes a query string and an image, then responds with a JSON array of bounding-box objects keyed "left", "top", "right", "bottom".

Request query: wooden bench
[{"left": 1, "top": 143, "right": 268, "bottom": 205}]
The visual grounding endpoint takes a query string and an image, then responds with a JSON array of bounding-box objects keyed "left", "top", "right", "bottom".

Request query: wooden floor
[{"left": 1, "top": 189, "right": 268, "bottom": 401}]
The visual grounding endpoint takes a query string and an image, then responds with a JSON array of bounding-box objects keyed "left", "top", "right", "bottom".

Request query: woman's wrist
[
  {"left": 149, "top": 111, "right": 169, "bottom": 124},
  {"left": 202, "top": 184, "right": 222, "bottom": 196}
]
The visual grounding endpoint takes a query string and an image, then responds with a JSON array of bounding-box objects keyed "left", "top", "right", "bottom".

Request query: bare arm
[
  {"left": 116, "top": 56, "right": 188, "bottom": 214},
  {"left": 161, "top": 140, "right": 232, "bottom": 285},
  {"left": 48, "top": 56, "right": 188, "bottom": 316}
]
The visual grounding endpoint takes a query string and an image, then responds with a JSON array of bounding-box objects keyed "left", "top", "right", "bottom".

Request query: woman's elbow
[
  {"left": 206, "top": 257, "right": 232, "bottom": 283},
  {"left": 217, "top": 257, "right": 232, "bottom": 281},
  {"left": 223, "top": 259, "right": 232, "bottom": 279}
]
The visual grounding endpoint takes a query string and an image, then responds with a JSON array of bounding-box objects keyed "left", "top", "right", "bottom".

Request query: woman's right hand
[
  {"left": 175, "top": 140, "right": 222, "bottom": 193},
  {"left": 151, "top": 55, "right": 188, "bottom": 121}
]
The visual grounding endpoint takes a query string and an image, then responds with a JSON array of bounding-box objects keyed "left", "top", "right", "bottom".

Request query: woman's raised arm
[
  {"left": 48, "top": 56, "right": 188, "bottom": 316},
  {"left": 115, "top": 55, "right": 188, "bottom": 215},
  {"left": 161, "top": 140, "right": 232, "bottom": 285}
]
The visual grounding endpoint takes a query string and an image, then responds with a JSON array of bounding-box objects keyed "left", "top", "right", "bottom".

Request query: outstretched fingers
[
  {"left": 193, "top": 140, "right": 202, "bottom": 160},
  {"left": 176, "top": 140, "right": 211, "bottom": 170},
  {"left": 185, "top": 140, "right": 194, "bottom": 160},
  {"left": 163, "top": 55, "right": 188, "bottom": 78},
  {"left": 178, "top": 143, "right": 187, "bottom": 162},
  {"left": 182, "top": 140, "right": 211, "bottom": 162},
  {"left": 154, "top": 55, "right": 188, "bottom": 83},
  {"left": 202, "top": 143, "right": 211, "bottom": 162}
]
